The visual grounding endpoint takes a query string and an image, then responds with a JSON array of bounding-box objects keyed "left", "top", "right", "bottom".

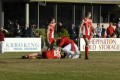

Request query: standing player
[
  {"left": 47, "top": 18, "right": 56, "bottom": 49},
  {"left": 0, "top": 27, "right": 8, "bottom": 53},
  {"left": 79, "top": 12, "right": 93, "bottom": 59}
]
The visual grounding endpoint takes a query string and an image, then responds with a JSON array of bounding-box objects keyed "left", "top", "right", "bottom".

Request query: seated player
[
  {"left": 56, "top": 36, "right": 81, "bottom": 59},
  {"left": 22, "top": 48, "right": 61, "bottom": 59}
]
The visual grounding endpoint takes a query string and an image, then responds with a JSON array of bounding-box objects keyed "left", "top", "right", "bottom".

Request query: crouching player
[
  {"left": 22, "top": 48, "right": 61, "bottom": 59},
  {"left": 56, "top": 36, "right": 81, "bottom": 59}
]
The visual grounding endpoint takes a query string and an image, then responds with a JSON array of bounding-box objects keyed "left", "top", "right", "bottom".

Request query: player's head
[
  {"left": 97, "top": 23, "right": 100, "bottom": 27},
  {"left": 22, "top": 55, "right": 29, "bottom": 59},
  {"left": 85, "top": 12, "right": 91, "bottom": 18},
  {"left": 102, "top": 24, "right": 104, "bottom": 27},
  {"left": 42, "top": 51, "right": 47, "bottom": 59},
  {"left": 49, "top": 18, "right": 55, "bottom": 24},
  {"left": 109, "top": 22, "right": 113, "bottom": 26}
]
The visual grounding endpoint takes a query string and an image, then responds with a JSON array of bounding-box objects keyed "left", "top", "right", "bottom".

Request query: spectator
[
  {"left": 115, "top": 18, "right": 120, "bottom": 38},
  {"left": 101, "top": 24, "right": 106, "bottom": 38},
  {"left": 29, "top": 25, "right": 35, "bottom": 37},
  {"left": 95, "top": 23, "right": 102, "bottom": 38},
  {"left": 21, "top": 26, "right": 29, "bottom": 37},
  {"left": 57, "top": 22, "right": 63, "bottom": 33},
  {"left": 69, "top": 24, "right": 76, "bottom": 40},
  {"left": 106, "top": 22, "right": 115, "bottom": 38},
  {"left": 7, "top": 20, "right": 14, "bottom": 32},
  {"left": 75, "top": 25, "right": 80, "bottom": 44},
  {"left": 13, "top": 24, "right": 21, "bottom": 37}
]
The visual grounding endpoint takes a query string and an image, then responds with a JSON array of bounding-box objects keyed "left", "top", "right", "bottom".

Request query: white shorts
[{"left": 62, "top": 43, "right": 80, "bottom": 59}]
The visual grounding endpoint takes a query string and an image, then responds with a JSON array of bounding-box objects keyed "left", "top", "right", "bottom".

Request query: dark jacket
[
  {"left": 21, "top": 27, "right": 29, "bottom": 37},
  {"left": 13, "top": 28, "right": 21, "bottom": 37}
]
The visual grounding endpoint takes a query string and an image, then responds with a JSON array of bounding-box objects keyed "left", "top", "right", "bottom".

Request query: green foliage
[
  {"left": 35, "top": 28, "right": 46, "bottom": 47},
  {"left": 55, "top": 28, "right": 70, "bottom": 39},
  {"left": 35, "top": 28, "right": 46, "bottom": 40},
  {"left": 35, "top": 28, "right": 69, "bottom": 46}
]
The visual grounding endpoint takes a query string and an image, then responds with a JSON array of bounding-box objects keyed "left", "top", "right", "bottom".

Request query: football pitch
[{"left": 0, "top": 52, "right": 120, "bottom": 80}]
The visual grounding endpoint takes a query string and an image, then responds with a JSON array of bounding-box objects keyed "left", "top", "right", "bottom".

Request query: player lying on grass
[
  {"left": 22, "top": 48, "right": 61, "bottom": 59},
  {"left": 56, "top": 36, "right": 81, "bottom": 59}
]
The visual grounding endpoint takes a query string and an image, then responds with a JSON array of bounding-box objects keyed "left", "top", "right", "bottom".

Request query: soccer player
[
  {"left": 22, "top": 48, "right": 61, "bottom": 59},
  {"left": 79, "top": 12, "right": 93, "bottom": 59},
  {"left": 47, "top": 18, "right": 57, "bottom": 50},
  {"left": 0, "top": 27, "right": 8, "bottom": 53},
  {"left": 47, "top": 18, "right": 62, "bottom": 49},
  {"left": 56, "top": 36, "right": 80, "bottom": 59}
]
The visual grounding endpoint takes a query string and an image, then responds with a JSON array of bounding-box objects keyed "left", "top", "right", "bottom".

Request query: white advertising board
[
  {"left": 80, "top": 38, "right": 120, "bottom": 51},
  {"left": 3, "top": 38, "right": 41, "bottom": 52}
]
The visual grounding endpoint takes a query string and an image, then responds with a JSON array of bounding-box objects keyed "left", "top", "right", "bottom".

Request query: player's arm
[
  {"left": 58, "top": 39, "right": 64, "bottom": 47},
  {"left": 47, "top": 25, "right": 50, "bottom": 44},
  {"left": 89, "top": 20, "right": 95, "bottom": 37},
  {"left": 2, "top": 28, "right": 9, "bottom": 33},
  {"left": 5, "top": 29, "right": 9, "bottom": 33},
  {"left": 57, "top": 38, "right": 65, "bottom": 50}
]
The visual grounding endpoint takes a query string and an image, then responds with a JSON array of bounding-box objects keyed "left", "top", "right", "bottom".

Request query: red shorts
[{"left": 83, "top": 35, "right": 91, "bottom": 40}]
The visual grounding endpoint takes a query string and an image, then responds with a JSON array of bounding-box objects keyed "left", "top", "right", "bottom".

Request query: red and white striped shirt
[
  {"left": 82, "top": 18, "right": 92, "bottom": 36},
  {"left": 49, "top": 24, "right": 55, "bottom": 39}
]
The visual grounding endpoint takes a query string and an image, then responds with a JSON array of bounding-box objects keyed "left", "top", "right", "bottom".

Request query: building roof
[{"left": 30, "top": 0, "right": 120, "bottom": 4}]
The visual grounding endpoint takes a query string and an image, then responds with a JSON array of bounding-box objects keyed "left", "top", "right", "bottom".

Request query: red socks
[{"left": 85, "top": 46, "right": 89, "bottom": 59}]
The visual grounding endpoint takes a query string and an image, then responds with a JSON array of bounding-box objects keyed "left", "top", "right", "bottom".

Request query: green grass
[{"left": 0, "top": 52, "right": 120, "bottom": 80}]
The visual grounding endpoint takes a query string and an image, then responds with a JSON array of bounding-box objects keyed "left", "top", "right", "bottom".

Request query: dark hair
[
  {"left": 22, "top": 56, "right": 28, "bottom": 59},
  {"left": 48, "top": 18, "right": 55, "bottom": 23},
  {"left": 97, "top": 23, "right": 100, "bottom": 25},
  {"left": 109, "top": 22, "right": 113, "bottom": 24},
  {"left": 85, "top": 12, "right": 91, "bottom": 17},
  {"left": 42, "top": 51, "right": 47, "bottom": 59},
  {"left": 102, "top": 25, "right": 104, "bottom": 27}
]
